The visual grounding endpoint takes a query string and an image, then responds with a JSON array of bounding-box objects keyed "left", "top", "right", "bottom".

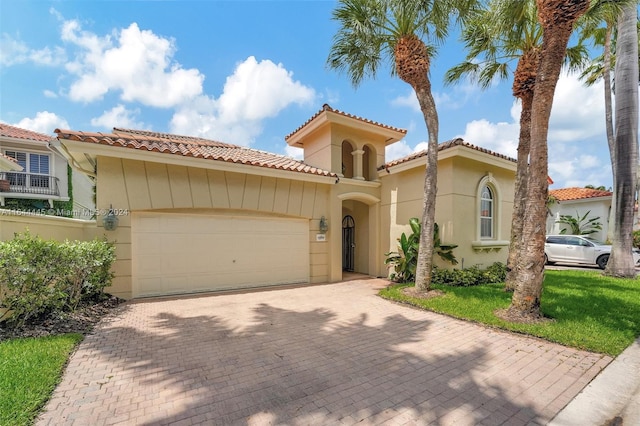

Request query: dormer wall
[
  {"left": 286, "top": 105, "right": 406, "bottom": 182},
  {"left": 300, "top": 123, "right": 391, "bottom": 181}
]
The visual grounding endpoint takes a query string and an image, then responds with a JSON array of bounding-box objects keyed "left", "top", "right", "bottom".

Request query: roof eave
[
  {"left": 57, "top": 138, "right": 337, "bottom": 185},
  {"left": 286, "top": 110, "right": 406, "bottom": 148}
]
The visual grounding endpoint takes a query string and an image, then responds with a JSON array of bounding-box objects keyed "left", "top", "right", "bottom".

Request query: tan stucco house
[{"left": 53, "top": 105, "right": 516, "bottom": 300}]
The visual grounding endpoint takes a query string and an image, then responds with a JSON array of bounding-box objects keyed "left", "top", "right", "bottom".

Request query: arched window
[
  {"left": 341, "top": 141, "right": 354, "bottom": 178},
  {"left": 473, "top": 174, "right": 508, "bottom": 251},
  {"left": 480, "top": 185, "right": 493, "bottom": 238}
]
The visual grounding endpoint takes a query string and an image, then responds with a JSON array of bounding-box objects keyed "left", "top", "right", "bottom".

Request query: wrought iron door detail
[{"left": 342, "top": 215, "right": 355, "bottom": 272}]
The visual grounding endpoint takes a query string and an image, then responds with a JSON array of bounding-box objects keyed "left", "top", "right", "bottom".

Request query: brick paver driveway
[{"left": 37, "top": 278, "right": 611, "bottom": 426}]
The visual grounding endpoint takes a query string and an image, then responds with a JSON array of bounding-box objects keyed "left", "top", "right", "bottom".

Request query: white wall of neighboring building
[{"left": 547, "top": 197, "right": 611, "bottom": 242}]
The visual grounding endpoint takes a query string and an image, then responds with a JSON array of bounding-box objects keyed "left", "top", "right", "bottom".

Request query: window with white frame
[
  {"left": 4, "top": 150, "right": 51, "bottom": 188},
  {"left": 480, "top": 185, "right": 494, "bottom": 238}
]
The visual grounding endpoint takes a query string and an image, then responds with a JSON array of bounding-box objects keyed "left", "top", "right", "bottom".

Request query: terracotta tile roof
[
  {"left": 285, "top": 104, "right": 407, "bottom": 141},
  {"left": 55, "top": 128, "right": 336, "bottom": 178},
  {"left": 0, "top": 152, "right": 18, "bottom": 164},
  {"left": 380, "top": 138, "right": 517, "bottom": 171},
  {"left": 0, "top": 123, "right": 52, "bottom": 143},
  {"left": 114, "top": 128, "right": 239, "bottom": 148},
  {"left": 549, "top": 187, "right": 612, "bottom": 201}
]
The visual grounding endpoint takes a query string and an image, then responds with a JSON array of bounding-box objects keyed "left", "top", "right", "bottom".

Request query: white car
[{"left": 544, "top": 235, "right": 640, "bottom": 269}]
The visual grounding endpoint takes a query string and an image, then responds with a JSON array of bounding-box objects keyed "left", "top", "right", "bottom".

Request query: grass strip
[
  {"left": 0, "top": 333, "right": 83, "bottom": 426},
  {"left": 379, "top": 269, "right": 640, "bottom": 356}
]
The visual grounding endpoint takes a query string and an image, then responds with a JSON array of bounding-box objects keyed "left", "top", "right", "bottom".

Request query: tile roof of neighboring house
[
  {"left": 0, "top": 152, "right": 19, "bottom": 164},
  {"left": 55, "top": 128, "right": 337, "bottom": 178},
  {"left": 379, "top": 138, "right": 517, "bottom": 171},
  {"left": 285, "top": 104, "right": 407, "bottom": 141},
  {"left": 549, "top": 187, "right": 612, "bottom": 201},
  {"left": 0, "top": 123, "right": 52, "bottom": 142}
]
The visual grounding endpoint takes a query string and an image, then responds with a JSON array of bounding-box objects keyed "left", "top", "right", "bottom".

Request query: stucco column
[
  {"left": 352, "top": 150, "right": 365, "bottom": 180},
  {"left": 369, "top": 201, "right": 382, "bottom": 277},
  {"left": 329, "top": 186, "right": 343, "bottom": 282}
]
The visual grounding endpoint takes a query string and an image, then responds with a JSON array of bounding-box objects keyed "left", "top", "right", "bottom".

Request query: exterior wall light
[
  {"left": 319, "top": 216, "right": 329, "bottom": 234},
  {"left": 102, "top": 205, "right": 119, "bottom": 231}
]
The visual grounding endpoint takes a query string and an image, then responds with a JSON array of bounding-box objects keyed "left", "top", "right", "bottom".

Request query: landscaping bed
[{"left": 0, "top": 295, "right": 124, "bottom": 341}]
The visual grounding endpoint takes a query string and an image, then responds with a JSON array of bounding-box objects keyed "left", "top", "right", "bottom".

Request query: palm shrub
[
  {"left": 385, "top": 218, "right": 458, "bottom": 283},
  {"left": 557, "top": 210, "right": 602, "bottom": 235}
]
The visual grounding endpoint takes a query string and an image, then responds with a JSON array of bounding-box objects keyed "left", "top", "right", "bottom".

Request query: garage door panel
[{"left": 132, "top": 212, "right": 309, "bottom": 297}]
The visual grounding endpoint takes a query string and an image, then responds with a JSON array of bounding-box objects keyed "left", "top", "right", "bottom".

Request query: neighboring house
[
  {"left": 54, "top": 104, "right": 516, "bottom": 300},
  {"left": 0, "top": 123, "right": 95, "bottom": 218},
  {"left": 547, "top": 187, "right": 612, "bottom": 241}
]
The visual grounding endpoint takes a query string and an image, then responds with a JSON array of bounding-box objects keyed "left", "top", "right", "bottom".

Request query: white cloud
[
  {"left": 393, "top": 80, "right": 482, "bottom": 113},
  {"left": 455, "top": 72, "right": 613, "bottom": 188},
  {"left": 43, "top": 89, "right": 58, "bottom": 98},
  {"left": 456, "top": 118, "right": 519, "bottom": 158},
  {"left": 391, "top": 91, "right": 419, "bottom": 113},
  {"left": 385, "top": 140, "right": 414, "bottom": 161},
  {"left": 217, "top": 56, "right": 315, "bottom": 122},
  {"left": 90, "top": 105, "right": 145, "bottom": 129},
  {"left": 548, "top": 74, "right": 605, "bottom": 142},
  {"left": 284, "top": 145, "right": 304, "bottom": 160},
  {"left": 14, "top": 111, "right": 69, "bottom": 134},
  {"left": 170, "top": 56, "right": 316, "bottom": 145},
  {"left": 0, "top": 34, "right": 66, "bottom": 67},
  {"left": 62, "top": 20, "right": 204, "bottom": 107}
]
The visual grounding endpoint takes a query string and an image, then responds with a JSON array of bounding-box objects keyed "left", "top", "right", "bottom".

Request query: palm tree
[
  {"left": 507, "top": 0, "right": 590, "bottom": 320},
  {"left": 577, "top": 0, "right": 639, "bottom": 243},
  {"left": 327, "top": 0, "right": 473, "bottom": 291},
  {"left": 605, "top": 3, "right": 638, "bottom": 277},
  {"left": 445, "top": 0, "right": 586, "bottom": 291}
]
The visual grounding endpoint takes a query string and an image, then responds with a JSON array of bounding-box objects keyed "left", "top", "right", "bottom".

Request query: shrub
[
  {"left": 432, "top": 262, "right": 507, "bottom": 287},
  {"left": 59, "top": 239, "right": 116, "bottom": 309},
  {"left": 0, "top": 232, "right": 115, "bottom": 327},
  {"left": 0, "top": 232, "right": 67, "bottom": 327},
  {"left": 385, "top": 218, "right": 458, "bottom": 283}
]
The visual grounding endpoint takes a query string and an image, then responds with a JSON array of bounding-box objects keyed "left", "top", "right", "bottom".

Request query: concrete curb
[{"left": 549, "top": 337, "right": 640, "bottom": 426}]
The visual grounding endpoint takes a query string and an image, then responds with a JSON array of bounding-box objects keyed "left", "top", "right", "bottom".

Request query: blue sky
[{"left": 0, "top": 0, "right": 620, "bottom": 189}]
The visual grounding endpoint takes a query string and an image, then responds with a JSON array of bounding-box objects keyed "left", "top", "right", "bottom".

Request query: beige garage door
[{"left": 132, "top": 212, "right": 310, "bottom": 297}]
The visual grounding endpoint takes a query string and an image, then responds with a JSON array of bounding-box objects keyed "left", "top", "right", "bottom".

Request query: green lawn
[
  {"left": 379, "top": 269, "right": 640, "bottom": 356},
  {"left": 0, "top": 333, "right": 83, "bottom": 426}
]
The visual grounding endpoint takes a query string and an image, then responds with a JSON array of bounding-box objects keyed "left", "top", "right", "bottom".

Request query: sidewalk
[{"left": 550, "top": 337, "right": 640, "bottom": 426}]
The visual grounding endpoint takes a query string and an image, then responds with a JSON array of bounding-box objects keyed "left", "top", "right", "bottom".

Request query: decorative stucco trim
[{"left": 337, "top": 192, "right": 380, "bottom": 205}]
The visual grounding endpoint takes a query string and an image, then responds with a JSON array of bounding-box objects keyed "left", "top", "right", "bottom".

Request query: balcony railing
[{"left": 0, "top": 172, "right": 60, "bottom": 197}]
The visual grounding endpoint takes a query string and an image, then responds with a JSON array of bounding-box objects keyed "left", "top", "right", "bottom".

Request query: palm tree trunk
[
  {"left": 509, "top": 0, "right": 589, "bottom": 319},
  {"left": 505, "top": 93, "right": 532, "bottom": 291},
  {"left": 605, "top": 3, "right": 638, "bottom": 276},
  {"left": 603, "top": 24, "right": 617, "bottom": 242},
  {"left": 414, "top": 85, "right": 439, "bottom": 292}
]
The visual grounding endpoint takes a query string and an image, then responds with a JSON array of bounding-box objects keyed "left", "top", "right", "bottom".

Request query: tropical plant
[
  {"left": 507, "top": 0, "right": 590, "bottom": 320},
  {"left": 445, "top": 0, "right": 586, "bottom": 292},
  {"left": 557, "top": 210, "right": 603, "bottom": 235},
  {"left": 605, "top": 2, "right": 639, "bottom": 277},
  {"left": 328, "top": 0, "right": 474, "bottom": 292},
  {"left": 385, "top": 218, "right": 458, "bottom": 283}
]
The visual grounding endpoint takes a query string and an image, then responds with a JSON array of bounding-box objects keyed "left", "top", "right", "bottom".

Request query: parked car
[{"left": 545, "top": 235, "right": 640, "bottom": 269}]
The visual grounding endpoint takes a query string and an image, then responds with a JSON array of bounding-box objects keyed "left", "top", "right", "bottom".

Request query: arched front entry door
[{"left": 342, "top": 215, "right": 355, "bottom": 272}]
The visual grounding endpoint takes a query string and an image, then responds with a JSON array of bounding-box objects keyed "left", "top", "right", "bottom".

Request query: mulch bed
[{"left": 0, "top": 296, "right": 125, "bottom": 341}]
